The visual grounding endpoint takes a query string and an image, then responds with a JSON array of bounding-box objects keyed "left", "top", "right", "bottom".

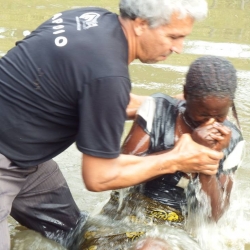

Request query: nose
[
  {"left": 215, "top": 117, "right": 226, "bottom": 123},
  {"left": 171, "top": 38, "right": 185, "bottom": 54},
  {"left": 206, "top": 116, "right": 225, "bottom": 123}
]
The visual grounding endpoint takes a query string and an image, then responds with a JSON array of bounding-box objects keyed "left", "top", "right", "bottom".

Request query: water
[{"left": 1, "top": 0, "right": 250, "bottom": 249}]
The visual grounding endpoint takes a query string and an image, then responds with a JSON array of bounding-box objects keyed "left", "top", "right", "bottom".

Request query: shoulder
[
  {"left": 221, "top": 120, "right": 245, "bottom": 172},
  {"left": 136, "top": 96, "right": 156, "bottom": 133},
  {"left": 151, "top": 93, "right": 180, "bottom": 106},
  {"left": 55, "top": 7, "right": 116, "bottom": 20},
  {"left": 224, "top": 120, "right": 243, "bottom": 145},
  {"left": 136, "top": 93, "right": 179, "bottom": 133}
]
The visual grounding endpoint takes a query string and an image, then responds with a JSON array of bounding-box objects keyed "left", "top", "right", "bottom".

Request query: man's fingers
[
  {"left": 199, "top": 168, "right": 218, "bottom": 175},
  {"left": 203, "top": 146, "right": 224, "bottom": 160},
  {"left": 174, "top": 134, "right": 222, "bottom": 174}
]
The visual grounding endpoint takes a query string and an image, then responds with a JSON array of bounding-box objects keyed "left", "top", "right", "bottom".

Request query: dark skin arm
[
  {"left": 198, "top": 173, "right": 233, "bottom": 221},
  {"left": 192, "top": 119, "right": 233, "bottom": 221}
]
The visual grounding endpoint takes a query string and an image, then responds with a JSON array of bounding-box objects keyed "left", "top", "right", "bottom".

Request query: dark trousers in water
[{"left": 0, "top": 154, "right": 83, "bottom": 250}]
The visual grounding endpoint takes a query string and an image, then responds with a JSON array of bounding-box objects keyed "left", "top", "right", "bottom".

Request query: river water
[{"left": 1, "top": 0, "right": 250, "bottom": 249}]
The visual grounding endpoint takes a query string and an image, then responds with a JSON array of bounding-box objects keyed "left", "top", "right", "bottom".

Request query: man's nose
[{"left": 171, "top": 38, "right": 184, "bottom": 54}]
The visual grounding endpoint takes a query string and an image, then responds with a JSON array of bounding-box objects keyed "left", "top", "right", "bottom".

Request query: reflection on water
[
  {"left": 11, "top": 230, "right": 65, "bottom": 250},
  {"left": 1, "top": 0, "right": 250, "bottom": 249},
  {"left": 184, "top": 40, "right": 250, "bottom": 59}
]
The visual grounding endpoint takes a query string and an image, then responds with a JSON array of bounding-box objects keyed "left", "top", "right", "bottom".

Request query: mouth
[
  {"left": 157, "top": 55, "right": 168, "bottom": 61},
  {"left": 160, "top": 52, "right": 173, "bottom": 60}
]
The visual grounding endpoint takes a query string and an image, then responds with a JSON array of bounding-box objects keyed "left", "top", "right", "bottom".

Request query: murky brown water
[{"left": 1, "top": 0, "right": 250, "bottom": 249}]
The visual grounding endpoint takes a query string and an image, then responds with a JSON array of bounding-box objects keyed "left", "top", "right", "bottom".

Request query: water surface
[{"left": 1, "top": 0, "right": 250, "bottom": 249}]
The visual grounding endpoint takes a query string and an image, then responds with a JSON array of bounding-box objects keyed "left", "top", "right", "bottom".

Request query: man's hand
[{"left": 171, "top": 133, "right": 223, "bottom": 175}]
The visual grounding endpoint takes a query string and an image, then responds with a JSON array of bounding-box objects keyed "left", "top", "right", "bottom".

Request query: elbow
[
  {"left": 82, "top": 172, "right": 119, "bottom": 192},
  {"left": 81, "top": 155, "right": 122, "bottom": 192},
  {"left": 84, "top": 181, "right": 108, "bottom": 192}
]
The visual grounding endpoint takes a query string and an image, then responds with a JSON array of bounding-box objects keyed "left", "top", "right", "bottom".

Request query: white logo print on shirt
[
  {"left": 51, "top": 12, "right": 101, "bottom": 47},
  {"left": 76, "top": 12, "right": 100, "bottom": 30},
  {"left": 51, "top": 13, "right": 68, "bottom": 47}
]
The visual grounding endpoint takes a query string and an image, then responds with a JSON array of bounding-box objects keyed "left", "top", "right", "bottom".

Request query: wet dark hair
[
  {"left": 184, "top": 55, "right": 240, "bottom": 127},
  {"left": 184, "top": 55, "right": 237, "bottom": 99}
]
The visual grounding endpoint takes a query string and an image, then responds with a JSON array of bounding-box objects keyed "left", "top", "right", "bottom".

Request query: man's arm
[{"left": 81, "top": 133, "right": 223, "bottom": 192}]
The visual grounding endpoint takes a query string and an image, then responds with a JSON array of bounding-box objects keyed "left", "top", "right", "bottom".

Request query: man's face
[{"left": 136, "top": 13, "right": 194, "bottom": 63}]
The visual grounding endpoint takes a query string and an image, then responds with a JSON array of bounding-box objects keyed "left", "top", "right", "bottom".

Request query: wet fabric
[
  {"left": 77, "top": 94, "right": 244, "bottom": 250},
  {"left": 79, "top": 190, "right": 184, "bottom": 250},
  {"left": 0, "top": 154, "right": 83, "bottom": 250},
  {"left": 137, "top": 93, "right": 244, "bottom": 211},
  {"left": 0, "top": 7, "right": 130, "bottom": 168}
]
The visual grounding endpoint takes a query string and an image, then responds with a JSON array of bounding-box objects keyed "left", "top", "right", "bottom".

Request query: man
[{"left": 0, "top": 0, "right": 223, "bottom": 249}]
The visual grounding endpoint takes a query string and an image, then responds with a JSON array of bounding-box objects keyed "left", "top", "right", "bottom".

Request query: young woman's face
[{"left": 185, "top": 95, "right": 232, "bottom": 127}]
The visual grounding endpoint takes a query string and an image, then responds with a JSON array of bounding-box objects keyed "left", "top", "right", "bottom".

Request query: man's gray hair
[{"left": 119, "top": 0, "right": 208, "bottom": 27}]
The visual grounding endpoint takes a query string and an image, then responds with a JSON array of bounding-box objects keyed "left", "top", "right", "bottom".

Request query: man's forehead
[
  {"left": 168, "top": 13, "right": 194, "bottom": 27},
  {"left": 164, "top": 13, "right": 194, "bottom": 34}
]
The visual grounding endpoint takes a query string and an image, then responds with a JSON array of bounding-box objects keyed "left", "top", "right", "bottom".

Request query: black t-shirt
[{"left": 0, "top": 7, "right": 131, "bottom": 168}]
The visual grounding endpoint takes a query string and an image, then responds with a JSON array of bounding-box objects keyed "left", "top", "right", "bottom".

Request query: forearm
[
  {"left": 82, "top": 152, "right": 177, "bottom": 192},
  {"left": 199, "top": 173, "right": 232, "bottom": 221},
  {"left": 82, "top": 137, "right": 223, "bottom": 192}
]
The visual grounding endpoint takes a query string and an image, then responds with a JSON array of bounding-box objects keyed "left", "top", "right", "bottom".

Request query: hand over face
[
  {"left": 210, "top": 122, "right": 231, "bottom": 151},
  {"left": 191, "top": 119, "right": 231, "bottom": 151}
]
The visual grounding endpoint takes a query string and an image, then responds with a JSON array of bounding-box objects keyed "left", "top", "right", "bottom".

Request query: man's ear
[{"left": 133, "top": 18, "right": 148, "bottom": 36}]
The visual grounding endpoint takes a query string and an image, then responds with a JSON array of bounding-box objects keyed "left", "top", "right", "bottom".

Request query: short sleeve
[
  {"left": 218, "top": 120, "right": 245, "bottom": 174},
  {"left": 136, "top": 96, "right": 156, "bottom": 134},
  {"left": 222, "top": 140, "right": 245, "bottom": 171},
  {"left": 76, "top": 76, "right": 131, "bottom": 158}
]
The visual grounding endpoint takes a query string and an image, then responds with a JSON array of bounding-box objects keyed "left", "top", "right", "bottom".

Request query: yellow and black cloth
[{"left": 80, "top": 191, "right": 184, "bottom": 250}]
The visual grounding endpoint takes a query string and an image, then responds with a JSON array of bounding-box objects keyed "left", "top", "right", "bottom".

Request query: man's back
[{"left": 0, "top": 7, "right": 130, "bottom": 167}]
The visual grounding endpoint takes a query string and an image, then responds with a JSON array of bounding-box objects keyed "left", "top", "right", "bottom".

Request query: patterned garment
[{"left": 80, "top": 190, "right": 184, "bottom": 250}]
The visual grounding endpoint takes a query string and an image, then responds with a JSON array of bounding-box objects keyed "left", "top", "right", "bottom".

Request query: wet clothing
[
  {"left": 79, "top": 191, "right": 184, "bottom": 250},
  {"left": 0, "top": 154, "right": 87, "bottom": 250},
  {"left": 0, "top": 7, "right": 130, "bottom": 250},
  {"left": 0, "top": 7, "right": 130, "bottom": 168},
  {"left": 78, "top": 94, "right": 244, "bottom": 250},
  {"left": 137, "top": 93, "right": 244, "bottom": 211}
]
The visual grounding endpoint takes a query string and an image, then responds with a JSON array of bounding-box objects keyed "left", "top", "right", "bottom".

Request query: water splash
[{"left": 184, "top": 172, "right": 250, "bottom": 250}]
